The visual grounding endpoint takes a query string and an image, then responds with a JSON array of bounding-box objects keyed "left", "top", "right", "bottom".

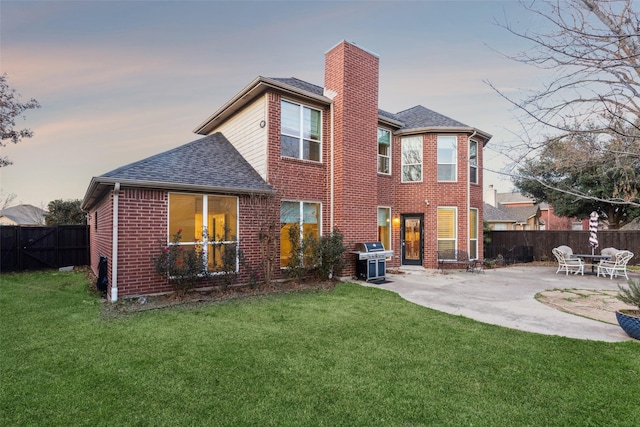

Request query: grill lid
[{"left": 353, "top": 242, "right": 386, "bottom": 252}]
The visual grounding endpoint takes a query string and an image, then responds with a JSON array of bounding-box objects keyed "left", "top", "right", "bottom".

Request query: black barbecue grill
[{"left": 352, "top": 242, "right": 393, "bottom": 281}]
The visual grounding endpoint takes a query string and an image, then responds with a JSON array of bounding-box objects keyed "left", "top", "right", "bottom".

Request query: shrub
[
  {"left": 286, "top": 223, "right": 307, "bottom": 284},
  {"left": 316, "top": 228, "right": 347, "bottom": 280},
  {"left": 617, "top": 278, "right": 640, "bottom": 311},
  {"left": 217, "top": 242, "right": 239, "bottom": 290},
  {"left": 285, "top": 226, "right": 348, "bottom": 283},
  {"left": 153, "top": 229, "right": 207, "bottom": 296},
  {"left": 239, "top": 251, "right": 262, "bottom": 289}
]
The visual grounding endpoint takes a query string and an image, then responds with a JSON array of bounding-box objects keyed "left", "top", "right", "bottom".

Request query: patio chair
[
  {"left": 600, "top": 247, "right": 619, "bottom": 257},
  {"left": 597, "top": 250, "right": 634, "bottom": 280},
  {"left": 556, "top": 245, "right": 577, "bottom": 259},
  {"left": 552, "top": 247, "right": 585, "bottom": 276}
]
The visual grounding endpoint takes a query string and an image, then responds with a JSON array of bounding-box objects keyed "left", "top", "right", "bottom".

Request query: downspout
[
  {"left": 111, "top": 182, "right": 120, "bottom": 303},
  {"left": 468, "top": 131, "right": 477, "bottom": 257}
]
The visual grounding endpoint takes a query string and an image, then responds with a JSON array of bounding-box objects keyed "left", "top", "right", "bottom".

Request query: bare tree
[
  {"left": 0, "top": 190, "right": 17, "bottom": 210},
  {"left": 245, "top": 193, "right": 281, "bottom": 285},
  {"left": 487, "top": 0, "right": 640, "bottom": 208},
  {"left": 0, "top": 73, "right": 40, "bottom": 167}
]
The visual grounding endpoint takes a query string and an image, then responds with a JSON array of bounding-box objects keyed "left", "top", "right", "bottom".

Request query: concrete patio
[{"left": 359, "top": 265, "right": 638, "bottom": 342}]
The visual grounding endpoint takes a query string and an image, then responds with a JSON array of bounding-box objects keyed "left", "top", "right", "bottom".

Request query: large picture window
[
  {"left": 469, "top": 139, "right": 478, "bottom": 184},
  {"left": 281, "top": 100, "right": 321, "bottom": 162},
  {"left": 437, "top": 207, "right": 457, "bottom": 253},
  {"left": 377, "top": 207, "right": 391, "bottom": 253},
  {"left": 280, "top": 201, "right": 320, "bottom": 268},
  {"left": 469, "top": 208, "right": 478, "bottom": 259},
  {"left": 438, "top": 135, "right": 457, "bottom": 181},
  {"left": 401, "top": 136, "right": 422, "bottom": 182},
  {"left": 378, "top": 128, "right": 391, "bottom": 174},
  {"left": 169, "top": 194, "right": 238, "bottom": 272}
]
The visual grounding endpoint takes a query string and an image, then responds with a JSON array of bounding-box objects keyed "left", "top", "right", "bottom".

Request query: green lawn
[{"left": 1, "top": 270, "right": 639, "bottom": 426}]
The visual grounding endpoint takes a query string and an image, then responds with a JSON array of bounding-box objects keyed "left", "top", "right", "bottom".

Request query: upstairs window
[
  {"left": 401, "top": 136, "right": 422, "bottom": 182},
  {"left": 281, "top": 100, "right": 321, "bottom": 162},
  {"left": 378, "top": 128, "right": 391, "bottom": 174},
  {"left": 469, "top": 139, "right": 478, "bottom": 184},
  {"left": 437, "top": 135, "right": 457, "bottom": 181}
]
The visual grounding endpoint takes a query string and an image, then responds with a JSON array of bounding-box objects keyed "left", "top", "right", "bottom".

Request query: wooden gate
[{"left": 0, "top": 225, "right": 89, "bottom": 272}]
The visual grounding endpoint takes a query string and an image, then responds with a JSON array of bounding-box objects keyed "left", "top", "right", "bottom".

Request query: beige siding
[
  {"left": 0, "top": 217, "right": 18, "bottom": 225},
  {"left": 214, "top": 96, "right": 268, "bottom": 179}
]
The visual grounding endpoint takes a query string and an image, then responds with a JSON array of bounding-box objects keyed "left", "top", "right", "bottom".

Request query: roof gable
[
  {"left": 503, "top": 205, "right": 540, "bottom": 223},
  {"left": 83, "top": 133, "right": 272, "bottom": 210},
  {"left": 103, "top": 133, "right": 271, "bottom": 191},
  {"left": 483, "top": 203, "right": 516, "bottom": 222},
  {"left": 195, "top": 75, "right": 491, "bottom": 142}
]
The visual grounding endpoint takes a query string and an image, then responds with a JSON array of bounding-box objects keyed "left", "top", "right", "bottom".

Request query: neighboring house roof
[
  {"left": 496, "top": 192, "right": 535, "bottom": 205},
  {"left": 0, "top": 204, "right": 46, "bottom": 225},
  {"left": 483, "top": 203, "right": 516, "bottom": 223},
  {"left": 82, "top": 133, "right": 273, "bottom": 210},
  {"left": 193, "top": 75, "right": 491, "bottom": 143},
  {"left": 502, "top": 205, "right": 540, "bottom": 224},
  {"left": 622, "top": 218, "right": 640, "bottom": 230},
  {"left": 483, "top": 202, "right": 540, "bottom": 225}
]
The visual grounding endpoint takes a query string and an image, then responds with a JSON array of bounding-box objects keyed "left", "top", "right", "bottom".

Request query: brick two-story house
[{"left": 82, "top": 41, "right": 491, "bottom": 301}]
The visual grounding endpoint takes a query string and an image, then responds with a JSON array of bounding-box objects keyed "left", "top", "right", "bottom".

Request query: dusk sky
[{"left": 1, "top": 0, "right": 550, "bottom": 208}]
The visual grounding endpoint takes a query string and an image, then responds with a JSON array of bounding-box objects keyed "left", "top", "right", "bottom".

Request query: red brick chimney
[{"left": 324, "top": 41, "right": 380, "bottom": 246}]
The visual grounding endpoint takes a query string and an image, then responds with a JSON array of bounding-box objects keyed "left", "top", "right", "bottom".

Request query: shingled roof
[
  {"left": 0, "top": 204, "right": 46, "bottom": 225},
  {"left": 270, "top": 77, "right": 325, "bottom": 96},
  {"left": 395, "top": 105, "right": 468, "bottom": 129},
  {"left": 483, "top": 203, "right": 516, "bottom": 223},
  {"left": 82, "top": 133, "right": 273, "bottom": 210},
  {"left": 257, "top": 77, "right": 489, "bottom": 139}
]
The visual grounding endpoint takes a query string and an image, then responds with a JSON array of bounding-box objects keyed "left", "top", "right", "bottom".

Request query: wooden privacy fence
[
  {"left": 486, "top": 230, "right": 640, "bottom": 266},
  {"left": 0, "top": 225, "right": 89, "bottom": 273}
]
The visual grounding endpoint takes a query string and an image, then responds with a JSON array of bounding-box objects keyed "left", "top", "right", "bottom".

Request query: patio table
[{"left": 574, "top": 254, "right": 611, "bottom": 275}]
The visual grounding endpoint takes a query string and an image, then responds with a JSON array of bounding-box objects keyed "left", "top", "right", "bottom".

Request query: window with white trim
[
  {"left": 401, "top": 136, "right": 422, "bottom": 182},
  {"left": 437, "top": 207, "right": 457, "bottom": 253},
  {"left": 469, "top": 208, "right": 478, "bottom": 259},
  {"left": 168, "top": 193, "right": 238, "bottom": 272},
  {"left": 281, "top": 100, "right": 322, "bottom": 161},
  {"left": 437, "top": 135, "right": 457, "bottom": 181},
  {"left": 280, "top": 201, "right": 321, "bottom": 268},
  {"left": 469, "top": 139, "right": 478, "bottom": 184},
  {"left": 377, "top": 207, "right": 391, "bottom": 252},
  {"left": 378, "top": 128, "right": 391, "bottom": 174}
]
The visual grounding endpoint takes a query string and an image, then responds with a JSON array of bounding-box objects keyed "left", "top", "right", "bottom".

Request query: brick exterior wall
[
  {"left": 87, "top": 40, "right": 486, "bottom": 298},
  {"left": 88, "top": 193, "right": 113, "bottom": 297},
  {"left": 387, "top": 134, "right": 483, "bottom": 269},
  {"left": 88, "top": 187, "right": 292, "bottom": 299},
  {"left": 113, "top": 188, "right": 169, "bottom": 297},
  {"left": 541, "top": 205, "right": 575, "bottom": 230}
]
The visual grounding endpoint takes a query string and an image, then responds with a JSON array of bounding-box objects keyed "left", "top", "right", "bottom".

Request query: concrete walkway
[{"left": 360, "top": 265, "right": 635, "bottom": 342}]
